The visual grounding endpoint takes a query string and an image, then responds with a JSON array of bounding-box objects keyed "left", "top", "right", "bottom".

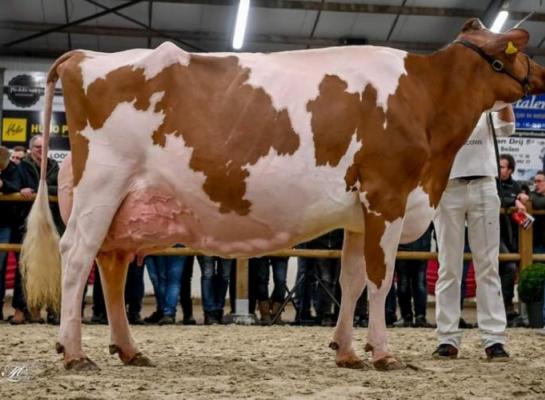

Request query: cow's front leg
[
  {"left": 330, "top": 230, "right": 367, "bottom": 369},
  {"left": 97, "top": 252, "right": 153, "bottom": 367},
  {"left": 364, "top": 212, "right": 404, "bottom": 371}
]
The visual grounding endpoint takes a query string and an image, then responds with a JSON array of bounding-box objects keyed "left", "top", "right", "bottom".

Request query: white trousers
[{"left": 433, "top": 177, "right": 506, "bottom": 349}]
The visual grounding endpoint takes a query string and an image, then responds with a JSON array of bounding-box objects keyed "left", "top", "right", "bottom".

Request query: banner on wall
[
  {"left": 514, "top": 94, "right": 545, "bottom": 132},
  {"left": 2, "top": 70, "right": 69, "bottom": 159},
  {"left": 497, "top": 136, "right": 545, "bottom": 181}
]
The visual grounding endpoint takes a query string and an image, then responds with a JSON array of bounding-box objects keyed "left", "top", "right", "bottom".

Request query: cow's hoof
[
  {"left": 55, "top": 342, "right": 64, "bottom": 354},
  {"left": 125, "top": 353, "right": 155, "bottom": 367},
  {"left": 336, "top": 358, "right": 367, "bottom": 369},
  {"left": 65, "top": 357, "right": 100, "bottom": 371},
  {"left": 109, "top": 345, "right": 154, "bottom": 367},
  {"left": 373, "top": 356, "right": 405, "bottom": 371}
]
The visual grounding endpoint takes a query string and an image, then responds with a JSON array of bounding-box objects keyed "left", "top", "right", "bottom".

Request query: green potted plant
[{"left": 518, "top": 263, "right": 545, "bottom": 328}]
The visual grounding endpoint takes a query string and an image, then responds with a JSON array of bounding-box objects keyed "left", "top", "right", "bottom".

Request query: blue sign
[{"left": 514, "top": 94, "right": 545, "bottom": 132}]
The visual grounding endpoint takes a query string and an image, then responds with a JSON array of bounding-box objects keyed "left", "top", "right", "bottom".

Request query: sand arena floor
[{"left": 0, "top": 323, "right": 544, "bottom": 400}]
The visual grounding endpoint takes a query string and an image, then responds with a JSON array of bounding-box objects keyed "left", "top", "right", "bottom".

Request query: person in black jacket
[
  {"left": 11, "top": 135, "right": 64, "bottom": 324},
  {"left": 498, "top": 154, "right": 528, "bottom": 323},
  {"left": 0, "top": 146, "right": 22, "bottom": 321},
  {"left": 530, "top": 170, "right": 545, "bottom": 252},
  {"left": 18, "top": 135, "right": 64, "bottom": 233},
  {"left": 394, "top": 225, "right": 434, "bottom": 328}
]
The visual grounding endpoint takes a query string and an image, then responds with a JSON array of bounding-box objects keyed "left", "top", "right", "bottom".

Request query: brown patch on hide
[
  {"left": 55, "top": 51, "right": 90, "bottom": 187},
  {"left": 57, "top": 49, "right": 300, "bottom": 215},
  {"left": 307, "top": 60, "right": 431, "bottom": 286}
]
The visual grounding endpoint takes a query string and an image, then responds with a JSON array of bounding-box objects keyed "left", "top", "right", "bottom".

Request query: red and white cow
[{"left": 21, "top": 18, "right": 545, "bottom": 371}]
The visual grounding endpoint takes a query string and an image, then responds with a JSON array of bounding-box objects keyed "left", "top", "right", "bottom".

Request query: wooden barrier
[{"left": 0, "top": 193, "right": 542, "bottom": 265}]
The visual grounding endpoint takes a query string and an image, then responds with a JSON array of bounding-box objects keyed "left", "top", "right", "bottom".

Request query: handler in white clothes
[{"left": 433, "top": 105, "right": 514, "bottom": 362}]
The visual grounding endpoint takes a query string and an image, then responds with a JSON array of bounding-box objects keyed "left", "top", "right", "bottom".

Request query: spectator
[
  {"left": 530, "top": 171, "right": 545, "bottom": 253},
  {"left": 125, "top": 259, "right": 145, "bottom": 325},
  {"left": 253, "top": 256, "right": 289, "bottom": 324},
  {"left": 529, "top": 171, "right": 545, "bottom": 336},
  {"left": 179, "top": 255, "right": 196, "bottom": 325},
  {"left": 10, "top": 146, "right": 26, "bottom": 165},
  {"left": 0, "top": 146, "right": 22, "bottom": 321},
  {"left": 308, "top": 229, "right": 343, "bottom": 327},
  {"left": 433, "top": 107, "right": 514, "bottom": 361},
  {"left": 394, "top": 225, "right": 433, "bottom": 327},
  {"left": 12, "top": 135, "right": 63, "bottom": 324},
  {"left": 85, "top": 264, "right": 107, "bottom": 324},
  {"left": 144, "top": 245, "right": 187, "bottom": 325},
  {"left": 198, "top": 256, "right": 233, "bottom": 324},
  {"left": 294, "top": 242, "right": 318, "bottom": 325},
  {"left": 498, "top": 154, "right": 528, "bottom": 323}
]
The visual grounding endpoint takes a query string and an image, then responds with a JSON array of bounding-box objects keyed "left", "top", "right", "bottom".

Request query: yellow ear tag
[{"left": 505, "top": 41, "right": 519, "bottom": 54}]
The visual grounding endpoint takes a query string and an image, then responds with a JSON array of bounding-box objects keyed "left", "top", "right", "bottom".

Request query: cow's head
[{"left": 455, "top": 18, "right": 545, "bottom": 103}]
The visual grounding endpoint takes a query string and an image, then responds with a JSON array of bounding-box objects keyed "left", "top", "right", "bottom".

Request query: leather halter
[{"left": 454, "top": 39, "right": 531, "bottom": 96}]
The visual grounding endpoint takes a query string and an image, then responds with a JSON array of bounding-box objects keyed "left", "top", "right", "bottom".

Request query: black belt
[{"left": 457, "top": 175, "right": 486, "bottom": 182}]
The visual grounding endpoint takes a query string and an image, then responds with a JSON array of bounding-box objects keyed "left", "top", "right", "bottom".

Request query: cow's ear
[
  {"left": 502, "top": 28, "right": 530, "bottom": 52},
  {"left": 461, "top": 18, "right": 485, "bottom": 32},
  {"left": 484, "top": 28, "right": 530, "bottom": 56}
]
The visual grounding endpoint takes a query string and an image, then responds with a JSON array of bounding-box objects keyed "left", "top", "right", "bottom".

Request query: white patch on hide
[
  {"left": 400, "top": 185, "right": 435, "bottom": 244},
  {"left": 79, "top": 42, "right": 190, "bottom": 93},
  {"left": 244, "top": 130, "right": 363, "bottom": 237},
  {"left": 359, "top": 191, "right": 381, "bottom": 217},
  {"left": 217, "top": 46, "right": 407, "bottom": 115},
  {"left": 380, "top": 218, "right": 403, "bottom": 271}
]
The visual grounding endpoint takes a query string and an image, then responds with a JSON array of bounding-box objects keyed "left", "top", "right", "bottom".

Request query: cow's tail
[{"left": 20, "top": 62, "right": 65, "bottom": 313}]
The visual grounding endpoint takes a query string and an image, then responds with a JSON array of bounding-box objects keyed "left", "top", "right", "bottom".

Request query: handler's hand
[{"left": 20, "top": 188, "right": 34, "bottom": 199}]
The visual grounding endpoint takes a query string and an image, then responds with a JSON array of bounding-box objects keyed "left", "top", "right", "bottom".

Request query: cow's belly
[
  {"left": 399, "top": 185, "right": 435, "bottom": 244},
  {"left": 101, "top": 183, "right": 362, "bottom": 256}
]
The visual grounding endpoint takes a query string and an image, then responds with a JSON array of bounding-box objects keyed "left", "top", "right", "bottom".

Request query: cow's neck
[{"left": 411, "top": 44, "right": 498, "bottom": 206}]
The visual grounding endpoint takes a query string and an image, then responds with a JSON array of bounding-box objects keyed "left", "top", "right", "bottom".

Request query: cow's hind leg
[
  {"left": 97, "top": 252, "right": 154, "bottom": 367},
  {"left": 365, "top": 214, "right": 404, "bottom": 371},
  {"left": 57, "top": 166, "right": 131, "bottom": 370},
  {"left": 330, "top": 230, "right": 368, "bottom": 369}
]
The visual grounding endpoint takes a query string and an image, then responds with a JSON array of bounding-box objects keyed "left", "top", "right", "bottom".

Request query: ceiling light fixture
[
  {"left": 490, "top": 10, "right": 509, "bottom": 33},
  {"left": 232, "top": 0, "right": 250, "bottom": 50}
]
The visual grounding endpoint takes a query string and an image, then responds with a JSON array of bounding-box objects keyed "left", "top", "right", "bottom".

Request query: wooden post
[
  {"left": 232, "top": 258, "right": 255, "bottom": 324},
  {"left": 518, "top": 204, "right": 534, "bottom": 271}
]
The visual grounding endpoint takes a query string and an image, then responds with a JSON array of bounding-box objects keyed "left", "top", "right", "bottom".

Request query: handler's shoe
[
  {"left": 485, "top": 343, "right": 509, "bottom": 362},
  {"left": 432, "top": 344, "right": 458, "bottom": 359},
  {"left": 537, "top": 328, "right": 545, "bottom": 336}
]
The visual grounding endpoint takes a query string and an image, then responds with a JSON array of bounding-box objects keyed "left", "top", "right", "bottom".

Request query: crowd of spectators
[{"left": 1, "top": 139, "right": 545, "bottom": 332}]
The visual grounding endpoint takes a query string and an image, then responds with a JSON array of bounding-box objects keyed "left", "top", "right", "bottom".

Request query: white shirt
[{"left": 449, "top": 112, "right": 515, "bottom": 179}]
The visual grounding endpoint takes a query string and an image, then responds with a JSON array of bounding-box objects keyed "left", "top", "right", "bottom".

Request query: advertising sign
[
  {"left": 513, "top": 94, "right": 545, "bottom": 132},
  {"left": 2, "top": 70, "right": 69, "bottom": 156},
  {"left": 497, "top": 136, "right": 545, "bottom": 181}
]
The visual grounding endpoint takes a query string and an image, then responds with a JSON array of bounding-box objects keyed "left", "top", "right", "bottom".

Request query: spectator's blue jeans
[
  {"left": 0, "top": 226, "right": 11, "bottom": 307},
  {"left": 146, "top": 255, "right": 186, "bottom": 316},
  {"left": 125, "top": 261, "right": 145, "bottom": 316},
  {"left": 198, "top": 256, "right": 233, "bottom": 313},
  {"left": 395, "top": 260, "right": 427, "bottom": 319},
  {"left": 315, "top": 258, "right": 340, "bottom": 317},
  {"left": 255, "top": 257, "right": 288, "bottom": 302},
  {"left": 294, "top": 250, "right": 317, "bottom": 318}
]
